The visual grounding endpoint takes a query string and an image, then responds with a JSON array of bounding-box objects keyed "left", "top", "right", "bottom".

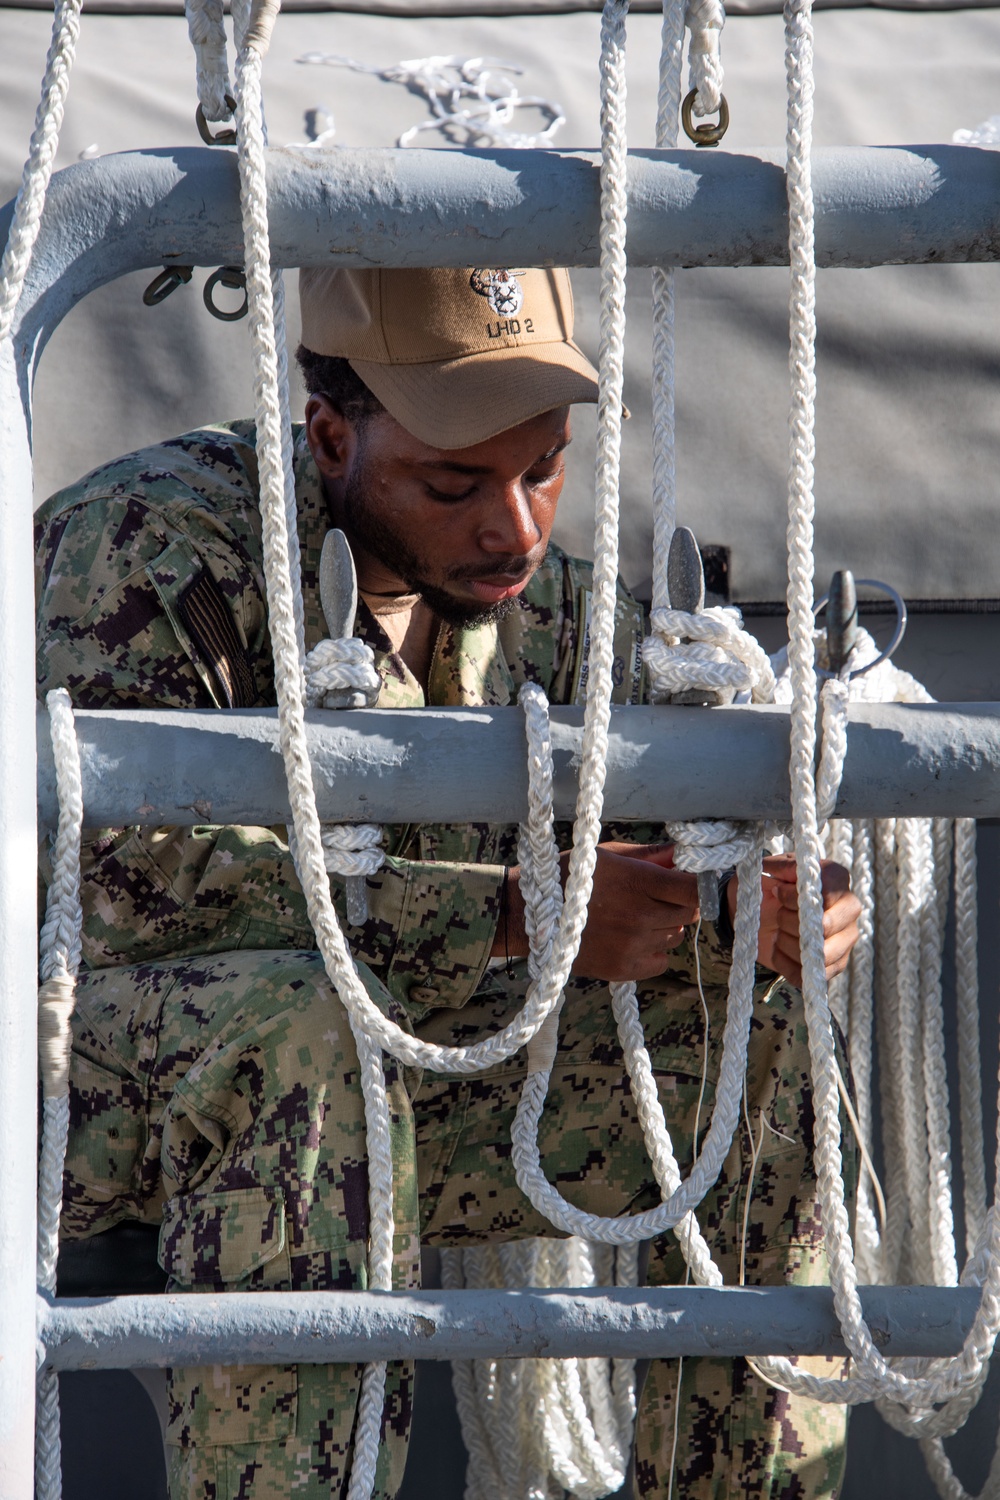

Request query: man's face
[{"left": 312, "top": 403, "right": 571, "bottom": 627}]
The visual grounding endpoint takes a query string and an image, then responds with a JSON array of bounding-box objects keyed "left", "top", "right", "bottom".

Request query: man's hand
[
  {"left": 729, "top": 853, "right": 862, "bottom": 988},
  {"left": 493, "top": 844, "right": 862, "bottom": 988},
  {"left": 494, "top": 842, "right": 698, "bottom": 982}
]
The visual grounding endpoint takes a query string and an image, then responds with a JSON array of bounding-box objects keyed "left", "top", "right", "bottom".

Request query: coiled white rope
[
  {"left": 442, "top": 1240, "right": 639, "bottom": 1500},
  {"left": 644, "top": 605, "right": 776, "bottom": 702},
  {"left": 36, "top": 690, "right": 84, "bottom": 1500},
  {"left": 791, "top": 631, "right": 995, "bottom": 1497},
  {"left": 511, "top": 683, "right": 765, "bottom": 1246}
]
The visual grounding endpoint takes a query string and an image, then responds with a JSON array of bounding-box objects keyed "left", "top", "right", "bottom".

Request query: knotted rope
[{"left": 302, "top": 632, "right": 385, "bottom": 921}]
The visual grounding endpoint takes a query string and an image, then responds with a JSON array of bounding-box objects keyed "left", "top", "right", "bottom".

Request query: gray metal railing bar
[
  {"left": 34, "top": 701, "right": 1000, "bottom": 829},
  {"left": 39, "top": 1285, "right": 984, "bottom": 1369},
  {"left": 0, "top": 349, "right": 42, "bottom": 1492},
  {"left": 5, "top": 144, "right": 1000, "bottom": 407}
]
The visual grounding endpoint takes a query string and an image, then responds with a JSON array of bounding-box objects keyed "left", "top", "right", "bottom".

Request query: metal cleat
[
  {"left": 666, "top": 526, "right": 735, "bottom": 709},
  {"left": 814, "top": 572, "right": 908, "bottom": 681},
  {"left": 825, "top": 569, "right": 859, "bottom": 676},
  {"left": 318, "top": 529, "right": 380, "bottom": 709}
]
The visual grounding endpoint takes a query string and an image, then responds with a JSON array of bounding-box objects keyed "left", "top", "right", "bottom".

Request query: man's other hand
[
  {"left": 729, "top": 853, "right": 862, "bottom": 988},
  {"left": 494, "top": 844, "right": 862, "bottom": 988}
]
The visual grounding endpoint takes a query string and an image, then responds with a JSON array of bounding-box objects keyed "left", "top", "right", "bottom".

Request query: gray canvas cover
[{"left": 4, "top": 3, "right": 1000, "bottom": 601}]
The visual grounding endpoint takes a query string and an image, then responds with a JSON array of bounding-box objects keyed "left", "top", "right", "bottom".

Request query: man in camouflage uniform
[{"left": 36, "top": 265, "right": 860, "bottom": 1499}]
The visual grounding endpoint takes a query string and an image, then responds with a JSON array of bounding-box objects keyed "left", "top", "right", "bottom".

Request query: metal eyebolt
[
  {"left": 814, "top": 573, "right": 908, "bottom": 680},
  {"left": 681, "top": 90, "right": 730, "bottom": 148},
  {"left": 196, "top": 94, "right": 237, "bottom": 146},
  {"left": 203, "top": 266, "right": 249, "bottom": 322},
  {"left": 142, "top": 265, "right": 194, "bottom": 307}
]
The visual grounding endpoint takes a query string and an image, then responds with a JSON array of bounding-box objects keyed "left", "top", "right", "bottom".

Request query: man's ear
[{"left": 305, "top": 394, "right": 355, "bottom": 483}]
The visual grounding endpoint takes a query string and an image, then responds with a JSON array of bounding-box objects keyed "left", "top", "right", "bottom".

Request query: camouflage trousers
[{"left": 64, "top": 945, "right": 852, "bottom": 1500}]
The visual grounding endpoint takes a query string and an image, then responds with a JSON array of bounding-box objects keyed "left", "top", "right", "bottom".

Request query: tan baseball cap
[{"left": 298, "top": 265, "right": 600, "bottom": 448}]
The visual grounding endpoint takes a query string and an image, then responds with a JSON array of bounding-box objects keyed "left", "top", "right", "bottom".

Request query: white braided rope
[
  {"left": 233, "top": 3, "right": 640, "bottom": 1492},
  {"left": 184, "top": 0, "right": 233, "bottom": 122},
  {"left": 36, "top": 690, "right": 84, "bottom": 1500},
  {"left": 234, "top": 34, "right": 395, "bottom": 1500},
  {"left": 313, "top": 823, "right": 385, "bottom": 879},
  {"left": 0, "top": 0, "right": 82, "bottom": 346},
  {"left": 649, "top": 0, "right": 685, "bottom": 605},
  {"left": 875, "top": 817, "right": 909, "bottom": 1284},
  {"left": 923, "top": 817, "right": 958, "bottom": 1289},
  {"left": 512, "top": 678, "right": 764, "bottom": 1244},
  {"left": 684, "top": 0, "right": 725, "bottom": 115},
  {"left": 811, "top": 676, "right": 995, "bottom": 1496},
  {"left": 954, "top": 819, "right": 987, "bottom": 1262}
]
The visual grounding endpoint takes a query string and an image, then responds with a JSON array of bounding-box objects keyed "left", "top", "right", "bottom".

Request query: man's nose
[{"left": 478, "top": 481, "right": 541, "bottom": 557}]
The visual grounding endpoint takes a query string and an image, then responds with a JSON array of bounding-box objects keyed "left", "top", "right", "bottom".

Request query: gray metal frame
[
  {"left": 35, "top": 701, "right": 1000, "bottom": 827},
  {"left": 5, "top": 142, "right": 1000, "bottom": 1495},
  {"left": 41, "top": 1286, "right": 985, "bottom": 1368}
]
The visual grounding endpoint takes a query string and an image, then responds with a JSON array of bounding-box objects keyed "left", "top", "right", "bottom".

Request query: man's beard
[{"left": 341, "top": 464, "right": 525, "bottom": 628}]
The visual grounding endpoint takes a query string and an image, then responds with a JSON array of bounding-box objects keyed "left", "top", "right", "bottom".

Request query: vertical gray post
[{"left": 0, "top": 340, "right": 39, "bottom": 1497}]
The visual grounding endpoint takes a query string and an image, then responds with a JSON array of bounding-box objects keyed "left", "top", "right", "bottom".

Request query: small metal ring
[
  {"left": 196, "top": 95, "right": 237, "bottom": 147},
  {"left": 681, "top": 89, "right": 730, "bottom": 148},
  {"left": 142, "top": 265, "right": 193, "bottom": 307},
  {"left": 204, "top": 266, "right": 248, "bottom": 322},
  {"left": 813, "top": 578, "right": 908, "bottom": 680}
]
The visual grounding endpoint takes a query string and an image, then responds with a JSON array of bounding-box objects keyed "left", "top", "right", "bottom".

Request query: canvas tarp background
[{"left": 4, "top": 3, "right": 1000, "bottom": 602}]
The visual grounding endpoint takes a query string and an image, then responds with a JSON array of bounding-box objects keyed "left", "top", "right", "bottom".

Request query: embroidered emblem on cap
[{"left": 469, "top": 269, "right": 525, "bottom": 317}]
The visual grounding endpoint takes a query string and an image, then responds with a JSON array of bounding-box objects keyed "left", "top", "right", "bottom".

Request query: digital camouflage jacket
[{"left": 36, "top": 419, "right": 728, "bottom": 1011}]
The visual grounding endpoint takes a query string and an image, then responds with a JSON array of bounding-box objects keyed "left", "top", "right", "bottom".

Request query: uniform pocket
[
  {"left": 63, "top": 1053, "right": 148, "bottom": 1237},
  {"left": 160, "top": 1185, "right": 296, "bottom": 1448},
  {"left": 159, "top": 1184, "right": 289, "bottom": 1289}
]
